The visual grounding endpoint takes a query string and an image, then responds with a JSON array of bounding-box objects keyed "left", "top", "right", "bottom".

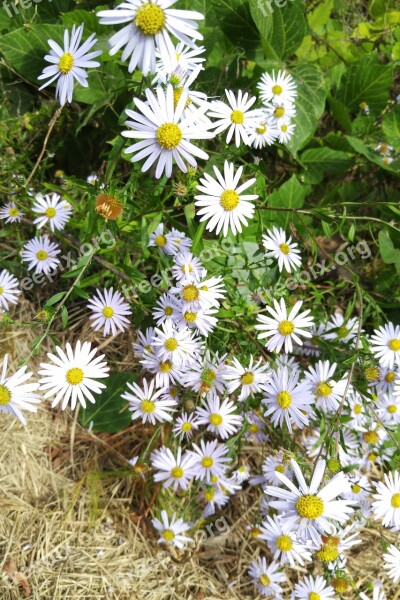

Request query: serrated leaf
[
  {"left": 264, "top": 175, "right": 308, "bottom": 228},
  {"left": 299, "top": 147, "right": 353, "bottom": 183},
  {"left": 79, "top": 373, "right": 134, "bottom": 433}
]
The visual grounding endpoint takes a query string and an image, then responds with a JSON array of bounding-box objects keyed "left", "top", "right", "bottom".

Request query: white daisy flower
[
  {"left": 376, "top": 392, "right": 400, "bottom": 425},
  {"left": 122, "top": 85, "right": 212, "bottom": 178},
  {"left": 298, "top": 323, "right": 325, "bottom": 357},
  {"left": 190, "top": 439, "right": 231, "bottom": 483},
  {"left": 345, "top": 390, "right": 366, "bottom": 427},
  {"left": 165, "top": 65, "right": 211, "bottom": 125},
  {"left": 341, "top": 473, "right": 372, "bottom": 503},
  {"left": 292, "top": 575, "right": 335, "bottom": 599},
  {"left": 262, "top": 226, "right": 301, "bottom": 273},
  {"left": 195, "top": 395, "right": 243, "bottom": 439},
  {"left": 359, "top": 581, "right": 386, "bottom": 600},
  {"left": 176, "top": 306, "right": 218, "bottom": 336},
  {"left": 201, "top": 485, "right": 229, "bottom": 518},
  {"left": 21, "top": 235, "right": 61, "bottom": 274},
  {"left": 140, "top": 350, "right": 183, "bottom": 388},
  {"left": 0, "top": 201, "right": 23, "bottom": 223},
  {"left": 153, "top": 41, "right": 206, "bottom": 84},
  {"left": 370, "top": 322, "right": 400, "bottom": 368},
  {"left": 171, "top": 251, "right": 203, "bottom": 282},
  {"left": 194, "top": 160, "right": 258, "bottom": 237},
  {"left": 170, "top": 274, "right": 225, "bottom": 311},
  {"left": 132, "top": 327, "right": 155, "bottom": 357},
  {"left": 160, "top": 384, "right": 180, "bottom": 403},
  {"left": 372, "top": 470, "right": 400, "bottom": 529},
  {"left": 150, "top": 446, "right": 197, "bottom": 491},
  {"left": 224, "top": 356, "right": 269, "bottom": 401},
  {"left": 245, "top": 115, "right": 279, "bottom": 149},
  {"left": 38, "top": 24, "right": 102, "bottom": 106},
  {"left": 304, "top": 360, "right": 347, "bottom": 413},
  {"left": 313, "top": 523, "right": 361, "bottom": 565},
  {"left": 383, "top": 544, "right": 400, "bottom": 583},
  {"left": 265, "top": 459, "right": 354, "bottom": 546},
  {"left": 151, "top": 321, "right": 201, "bottom": 365},
  {"left": 172, "top": 411, "right": 199, "bottom": 439},
  {"left": 323, "top": 311, "right": 360, "bottom": 344},
  {"left": 260, "top": 452, "right": 293, "bottom": 487},
  {"left": 255, "top": 299, "right": 314, "bottom": 353},
  {"left": 277, "top": 118, "right": 296, "bottom": 143},
  {"left": 0, "top": 269, "right": 21, "bottom": 311},
  {"left": 148, "top": 223, "right": 179, "bottom": 254},
  {"left": 151, "top": 510, "right": 192, "bottom": 550},
  {"left": 97, "top": 0, "right": 204, "bottom": 76},
  {"left": 122, "top": 377, "right": 176, "bottom": 424},
  {"left": 181, "top": 351, "right": 227, "bottom": 397},
  {"left": 87, "top": 288, "right": 132, "bottom": 337},
  {"left": 32, "top": 193, "right": 72, "bottom": 231},
  {"left": 259, "top": 515, "right": 312, "bottom": 567},
  {"left": 166, "top": 227, "right": 192, "bottom": 254},
  {"left": 265, "top": 98, "right": 296, "bottom": 124},
  {"left": 375, "top": 141, "right": 393, "bottom": 156},
  {"left": 152, "top": 293, "right": 182, "bottom": 325},
  {"left": 245, "top": 411, "right": 268, "bottom": 444},
  {"left": 374, "top": 367, "right": 399, "bottom": 394},
  {"left": 0, "top": 354, "right": 40, "bottom": 426},
  {"left": 234, "top": 465, "right": 251, "bottom": 483},
  {"left": 258, "top": 70, "right": 297, "bottom": 105},
  {"left": 262, "top": 366, "right": 314, "bottom": 433},
  {"left": 357, "top": 422, "right": 388, "bottom": 448},
  {"left": 38, "top": 341, "right": 109, "bottom": 410},
  {"left": 248, "top": 557, "right": 286, "bottom": 599},
  {"left": 208, "top": 89, "right": 262, "bottom": 146}
]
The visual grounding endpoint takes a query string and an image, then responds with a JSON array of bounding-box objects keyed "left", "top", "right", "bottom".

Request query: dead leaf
[{"left": 2, "top": 556, "right": 31, "bottom": 597}]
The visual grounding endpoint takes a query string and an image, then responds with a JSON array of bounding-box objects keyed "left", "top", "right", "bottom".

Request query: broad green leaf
[
  {"left": 73, "top": 62, "right": 126, "bottom": 105},
  {"left": 382, "top": 106, "right": 400, "bottom": 153},
  {"left": 79, "top": 373, "right": 134, "bottom": 433},
  {"left": 285, "top": 63, "right": 326, "bottom": 155},
  {"left": 299, "top": 147, "right": 353, "bottom": 183},
  {"left": 211, "top": 0, "right": 262, "bottom": 60},
  {"left": 379, "top": 230, "right": 400, "bottom": 275},
  {"left": 264, "top": 175, "right": 308, "bottom": 228},
  {"left": 327, "top": 95, "right": 352, "bottom": 133},
  {"left": 308, "top": 0, "right": 334, "bottom": 30},
  {"left": 335, "top": 53, "right": 393, "bottom": 116}
]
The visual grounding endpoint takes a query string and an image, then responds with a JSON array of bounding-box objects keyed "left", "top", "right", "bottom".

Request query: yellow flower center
[
  {"left": 351, "top": 484, "right": 361, "bottom": 494},
  {"left": 241, "top": 372, "right": 255, "bottom": 385},
  {"left": 182, "top": 284, "right": 199, "bottom": 303},
  {"left": 248, "top": 423, "right": 259, "bottom": 433},
  {"left": 296, "top": 494, "right": 324, "bottom": 519},
  {"left": 277, "top": 320, "right": 294, "bottom": 335},
  {"left": 259, "top": 574, "right": 270, "bottom": 587},
  {"left": 276, "top": 534, "right": 292, "bottom": 552},
  {"left": 362, "top": 430, "right": 379, "bottom": 444},
  {"left": 66, "top": 367, "right": 84, "bottom": 385},
  {"left": 181, "top": 421, "right": 192, "bottom": 432},
  {"left": 276, "top": 391, "right": 292, "bottom": 409},
  {"left": 309, "top": 594, "right": 321, "bottom": 600},
  {"left": 172, "top": 87, "right": 192, "bottom": 109},
  {"left": 275, "top": 464, "right": 285, "bottom": 474},
  {"left": 159, "top": 360, "right": 172, "bottom": 373},
  {"left": 102, "top": 306, "right": 114, "bottom": 319},
  {"left": 170, "top": 466, "right": 184, "bottom": 479},
  {"left": 0, "top": 384, "right": 11, "bottom": 406},
  {"left": 353, "top": 403, "right": 362, "bottom": 415},
  {"left": 316, "top": 544, "right": 339, "bottom": 562},
  {"left": 385, "top": 371, "right": 396, "bottom": 383},
  {"left": 391, "top": 493, "right": 400, "bottom": 508},
  {"left": 154, "top": 234, "right": 166, "bottom": 247},
  {"left": 250, "top": 527, "right": 261, "bottom": 538},
  {"left": 162, "top": 529, "right": 175, "bottom": 542},
  {"left": 389, "top": 339, "right": 400, "bottom": 351},
  {"left": 45, "top": 207, "right": 57, "bottom": 218},
  {"left": 0, "top": 287, "right": 3, "bottom": 295},
  {"left": 36, "top": 250, "right": 48, "bottom": 261},
  {"left": 365, "top": 367, "right": 380, "bottom": 381},
  {"left": 256, "top": 123, "right": 267, "bottom": 134},
  {"left": 316, "top": 382, "right": 332, "bottom": 397},
  {"left": 181, "top": 264, "right": 193, "bottom": 274},
  {"left": 135, "top": 2, "right": 166, "bottom": 35},
  {"left": 204, "top": 487, "right": 215, "bottom": 502},
  {"left": 58, "top": 52, "right": 74, "bottom": 74},
  {"left": 281, "top": 124, "right": 288, "bottom": 132},
  {"left": 141, "top": 399, "right": 155, "bottom": 413},
  {"left": 388, "top": 404, "right": 398, "bottom": 414},
  {"left": 231, "top": 109, "right": 244, "bottom": 124},
  {"left": 368, "top": 452, "right": 377, "bottom": 462},
  {"left": 272, "top": 84, "right": 283, "bottom": 95},
  {"left": 274, "top": 106, "right": 285, "bottom": 118},
  {"left": 156, "top": 123, "right": 182, "bottom": 150},
  {"left": 183, "top": 311, "right": 197, "bottom": 323},
  {"left": 220, "top": 189, "right": 240, "bottom": 211},
  {"left": 209, "top": 413, "right": 223, "bottom": 426},
  {"left": 332, "top": 578, "right": 349, "bottom": 594},
  {"left": 201, "top": 457, "right": 214, "bottom": 468},
  {"left": 279, "top": 243, "right": 290, "bottom": 255},
  {"left": 164, "top": 338, "right": 178, "bottom": 352},
  {"left": 164, "top": 306, "right": 173, "bottom": 316},
  {"left": 9, "top": 207, "right": 19, "bottom": 217}
]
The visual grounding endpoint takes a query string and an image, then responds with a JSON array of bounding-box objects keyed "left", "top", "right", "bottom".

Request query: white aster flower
[
  {"left": 298, "top": 323, "right": 325, "bottom": 357},
  {"left": 0, "top": 354, "right": 40, "bottom": 425},
  {"left": 38, "top": 24, "right": 102, "bottom": 106},
  {"left": 277, "top": 118, "right": 296, "bottom": 143},
  {"left": 323, "top": 310, "right": 360, "bottom": 344},
  {"left": 195, "top": 395, "right": 243, "bottom": 439},
  {"left": 262, "top": 366, "right": 314, "bottom": 433},
  {"left": 383, "top": 544, "right": 400, "bottom": 583},
  {"left": 224, "top": 356, "right": 269, "bottom": 401},
  {"left": 372, "top": 470, "right": 400, "bottom": 529},
  {"left": 194, "top": 160, "right": 258, "bottom": 237},
  {"left": 181, "top": 351, "right": 227, "bottom": 397},
  {"left": 151, "top": 446, "right": 197, "bottom": 491},
  {"left": 122, "top": 378, "right": 176, "bottom": 424},
  {"left": 265, "top": 98, "right": 296, "bottom": 124},
  {"left": 170, "top": 274, "right": 225, "bottom": 311},
  {"left": 153, "top": 41, "right": 206, "bottom": 84},
  {"left": 122, "top": 85, "right": 212, "bottom": 178},
  {"left": 341, "top": 473, "right": 372, "bottom": 503},
  {"left": 255, "top": 299, "right": 314, "bottom": 353},
  {"left": 21, "top": 235, "right": 61, "bottom": 274},
  {"left": 148, "top": 223, "right": 179, "bottom": 254},
  {"left": 313, "top": 523, "right": 361, "bottom": 565},
  {"left": 171, "top": 251, "right": 203, "bottom": 282},
  {"left": 87, "top": 288, "right": 132, "bottom": 337},
  {"left": 152, "top": 510, "right": 192, "bottom": 550},
  {"left": 248, "top": 557, "right": 286, "bottom": 599},
  {"left": 245, "top": 115, "right": 279, "bottom": 149},
  {"left": 376, "top": 392, "right": 400, "bottom": 425},
  {"left": 370, "top": 322, "right": 400, "bottom": 368},
  {"left": 201, "top": 484, "right": 229, "bottom": 518},
  {"left": 0, "top": 269, "right": 21, "bottom": 311},
  {"left": 357, "top": 421, "right": 388, "bottom": 448},
  {"left": 172, "top": 411, "right": 199, "bottom": 439},
  {"left": 38, "top": 341, "right": 109, "bottom": 410},
  {"left": 32, "top": 193, "right": 72, "bottom": 231},
  {"left": 132, "top": 327, "right": 155, "bottom": 358},
  {"left": 374, "top": 367, "right": 399, "bottom": 394},
  {"left": 190, "top": 439, "right": 231, "bottom": 482},
  {"left": 258, "top": 70, "right": 297, "bottom": 105},
  {"left": 152, "top": 293, "right": 182, "bottom": 325},
  {"left": 259, "top": 515, "right": 312, "bottom": 567},
  {"left": 292, "top": 575, "right": 335, "bottom": 599},
  {"left": 152, "top": 321, "right": 201, "bottom": 365},
  {"left": 208, "top": 89, "right": 262, "bottom": 146},
  {"left": 262, "top": 226, "right": 301, "bottom": 273},
  {"left": 0, "top": 201, "right": 23, "bottom": 223},
  {"left": 245, "top": 411, "right": 268, "bottom": 444},
  {"left": 97, "top": 0, "right": 204, "bottom": 76},
  {"left": 345, "top": 390, "right": 367, "bottom": 427},
  {"left": 234, "top": 465, "right": 251, "bottom": 483},
  {"left": 359, "top": 581, "right": 386, "bottom": 600},
  {"left": 140, "top": 350, "right": 183, "bottom": 388},
  {"left": 259, "top": 452, "right": 293, "bottom": 487},
  {"left": 265, "top": 459, "right": 353, "bottom": 546},
  {"left": 305, "top": 428, "right": 358, "bottom": 468},
  {"left": 176, "top": 306, "right": 218, "bottom": 336},
  {"left": 304, "top": 360, "right": 347, "bottom": 413},
  {"left": 166, "top": 227, "right": 192, "bottom": 254}
]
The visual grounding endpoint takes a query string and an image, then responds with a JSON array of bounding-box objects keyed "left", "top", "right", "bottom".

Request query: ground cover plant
[{"left": 1, "top": 0, "right": 400, "bottom": 598}]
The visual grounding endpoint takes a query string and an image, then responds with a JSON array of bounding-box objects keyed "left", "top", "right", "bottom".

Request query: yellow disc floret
[
  {"left": 231, "top": 110, "right": 244, "bottom": 124},
  {"left": 156, "top": 123, "right": 183, "bottom": 150},
  {"left": 316, "top": 382, "right": 332, "bottom": 397},
  {"left": 135, "top": 3, "right": 166, "bottom": 35},
  {"left": 220, "top": 189, "right": 240, "bottom": 211},
  {"left": 36, "top": 250, "right": 48, "bottom": 261},
  {"left": 209, "top": 413, "right": 223, "bottom": 426},
  {"left": 182, "top": 284, "right": 199, "bottom": 303},
  {"left": 276, "top": 391, "right": 292, "bottom": 409},
  {"left": 102, "top": 306, "right": 114, "bottom": 319},
  {"left": 58, "top": 52, "right": 74, "bottom": 74},
  {"left": 276, "top": 534, "right": 293, "bottom": 552},
  {"left": 0, "top": 384, "right": 11, "bottom": 406},
  {"left": 165, "top": 338, "right": 178, "bottom": 352},
  {"left": 278, "top": 320, "right": 294, "bottom": 336},
  {"left": 162, "top": 529, "right": 175, "bottom": 542},
  {"left": 389, "top": 339, "right": 400, "bottom": 351},
  {"left": 45, "top": 207, "right": 57, "bottom": 218},
  {"left": 241, "top": 372, "right": 255, "bottom": 385},
  {"left": 391, "top": 493, "right": 400, "bottom": 508},
  {"left": 170, "top": 466, "right": 184, "bottom": 479},
  {"left": 295, "top": 494, "right": 324, "bottom": 519},
  {"left": 66, "top": 367, "right": 84, "bottom": 385},
  {"left": 279, "top": 243, "right": 290, "bottom": 255},
  {"left": 201, "top": 456, "right": 214, "bottom": 468},
  {"left": 141, "top": 399, "right": 155, "bottom": 413}
]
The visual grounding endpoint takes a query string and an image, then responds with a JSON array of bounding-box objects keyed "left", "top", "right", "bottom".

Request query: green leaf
[
  {"left": 335, "top": 53, "right": 393, "bottom": 116},
  {"left": 264, "top": 175, "right": 308, "bottom": 228},
  {"left": 327, "top": 95, "right": 352, "bottom": 133},
  {"left": 73, "top": 62, "right": 126, "bottom": 105},
  {"left": 61, "top": 305, "right": 68, "bottom": 329},
  {"left": 45, "top": 292, "right": 66, "bottom": 307},
  {"left": 211, "top": 0, "right": 261, "bottom": 59},
  {"left": 379, "top": 230, "right": 400, "bottom": 275},
  {"left": 308, "top": 0, "right": 334, "bottom": 30},
  {"left": 249, "top": 0, "right": 307, "bottom": 60},
  {"left": 382, "top": 106, "right": 400, "bottom": 153},
  {"left": 285, "top": 64, "right": 327, "bottom": 155},
  {"left": 79, "top": 373, "right": 134, "bottom": 433},
  {"left": 299, "top": 147, "right": 353, "bottom": 183}
]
